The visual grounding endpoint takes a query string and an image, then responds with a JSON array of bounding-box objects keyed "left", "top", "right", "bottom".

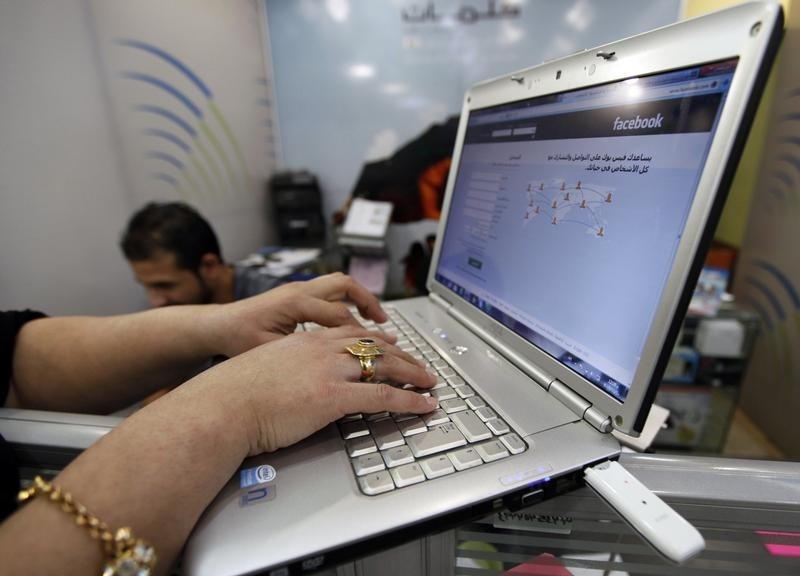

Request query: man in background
[{"left": 121, "top": 202, "right": 280, "bottom": 307}]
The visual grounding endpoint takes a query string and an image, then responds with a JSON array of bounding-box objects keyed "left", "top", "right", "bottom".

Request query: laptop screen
[{"left": 435, "top": 59, "right": 737, "bottom": 403}]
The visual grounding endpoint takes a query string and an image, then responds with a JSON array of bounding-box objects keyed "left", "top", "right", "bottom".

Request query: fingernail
[{"left": 426, "top": 396, "right": 439, "bottom": 409}]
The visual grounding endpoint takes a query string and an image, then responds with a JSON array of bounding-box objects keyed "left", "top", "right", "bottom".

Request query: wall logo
[
  {"left": 116, "top": 38, "right": 253, "bottom": 202},
  {"left": 612, "top": 113, "right": 664, "bottom": 131}
]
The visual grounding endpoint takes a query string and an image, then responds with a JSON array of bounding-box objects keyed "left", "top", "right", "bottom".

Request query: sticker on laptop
[
  {"left": 239, "top": 485, "right": 276, "bottom": 507},
  {"left": 240, "top": 464, "right": 277, "bottom": 488},
  {"left": 494, "top": 510, "right": 574, "bottom": 535}
]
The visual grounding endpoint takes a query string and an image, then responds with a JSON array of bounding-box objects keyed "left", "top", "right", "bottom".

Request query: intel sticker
[
  {"left": 240, "top": 464, "right": 277, "bottom": 488},
  {"left": 239, "top": 485, "right": 276, "bottom": 507}
]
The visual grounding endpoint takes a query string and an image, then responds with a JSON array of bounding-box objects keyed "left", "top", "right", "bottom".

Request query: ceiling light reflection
[
  {"left": 565, "top": 0, "right": 592, "bottom": 32},
  {"left": 325, "top": 0, "right": 350, "bottom": 22},
  {"left": 624, "top": 78, "right": 642, "bottom": 99},
  {"left": 347, "top": 63, "right": 375, "bottom": 79},
  {"left": 627, "top": 86, "right": 643, "bottom": 98},
  {"left": 500, "top": 22, "right": 524, "bottom": 44}
]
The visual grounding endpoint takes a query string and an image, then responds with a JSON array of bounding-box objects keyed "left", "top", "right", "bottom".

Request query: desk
[{"left": 342, "top": 453, "right": 800, "bottom": 576}]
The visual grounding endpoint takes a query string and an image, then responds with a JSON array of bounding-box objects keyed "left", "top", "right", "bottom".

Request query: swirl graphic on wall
[
  {"left": 116, "top": 38, "right": 250, "bottom": 201},
  {"left": 739, "top": 258, "right": 800, "bottom": 387}
]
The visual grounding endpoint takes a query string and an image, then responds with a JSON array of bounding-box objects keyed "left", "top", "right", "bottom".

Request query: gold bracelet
[{"left": 18, "top": 476, "right": 157, "bottom": 576}]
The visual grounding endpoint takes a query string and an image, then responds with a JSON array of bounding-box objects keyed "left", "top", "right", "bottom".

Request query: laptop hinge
[
  {"left": 549, "top": 379, "right": 612, "bottom": 433},
  {"left": 584, "top": 406, "right": 613, "bottom": 433}
]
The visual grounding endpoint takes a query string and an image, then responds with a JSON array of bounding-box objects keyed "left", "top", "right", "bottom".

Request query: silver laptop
[{"left": 184, "top": 3, "right": 782, "bottom": 574}]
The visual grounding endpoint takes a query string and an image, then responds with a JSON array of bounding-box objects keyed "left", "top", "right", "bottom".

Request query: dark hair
[{"left": 120, "top": 202, "right": 222, "bottom": 270}]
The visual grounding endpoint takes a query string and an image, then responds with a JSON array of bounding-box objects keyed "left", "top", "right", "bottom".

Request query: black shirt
[{"left": 1, "top": 310, "right": 46, "bottom": 521}]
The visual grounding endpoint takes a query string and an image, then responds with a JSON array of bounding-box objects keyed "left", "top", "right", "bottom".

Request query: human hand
[
  {"left": 206, "top": 272, "right": 390, "bottom": 358},
  {"left": 193, "top": 325, "right": 438, "bottom": 455}
]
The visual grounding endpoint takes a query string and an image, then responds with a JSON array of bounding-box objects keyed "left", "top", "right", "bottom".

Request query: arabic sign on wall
[{"left": 401, "top": 0, "right": 521, "bottom": 25}]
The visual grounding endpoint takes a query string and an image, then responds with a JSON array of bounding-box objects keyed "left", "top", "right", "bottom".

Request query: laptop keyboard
[{"left": 305, "top": 306, "right": 527, "bottom": 495}]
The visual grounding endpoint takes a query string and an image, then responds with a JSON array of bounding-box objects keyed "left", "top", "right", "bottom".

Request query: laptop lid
[{"left": 426, "top": 1, "right": 783, "bottom": 436}]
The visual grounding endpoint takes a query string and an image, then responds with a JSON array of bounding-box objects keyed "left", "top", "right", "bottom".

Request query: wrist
[
  {"left": 183, "top": 361, "right": 254, "bottom": 458},
  {"left": 190, "top": 303, "right": 229, "bottom": 358},
  {"left": 192, "top": 348, "right": 272, "bottom": 456}
]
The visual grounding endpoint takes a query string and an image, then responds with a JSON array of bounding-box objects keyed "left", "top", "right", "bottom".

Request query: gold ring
[{"left": 346, "top": 338, "right": 384, "bottom": 382}]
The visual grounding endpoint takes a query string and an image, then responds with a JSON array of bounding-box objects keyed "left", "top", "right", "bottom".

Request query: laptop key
[
  {"left": 475, "top": 440, "right": 509, "bottom": 462},
  {"left": 390, "top": 463, "right": 426, "bottom": 487},
  {"left": 421, "top": 409, "right": 450, "bottom": 426},
  {"left": 475, "top": 406, "right": 497, "bottom": 422},
  {"left": 432, "top": 376, "right": 449, "bottom": 389},
  {"left": 446, "top": 375, "right": 466, "bottom": 387},
  {"left": 392, "top": 412, "right": 418, "bottom": 423},
  {"left": 486, "top": 418, "right": 510, "bottom": 436},
  {"left": 454, "top": 385, "right": 475, "bottom": 399},
  {"left": 339, "top": 420, "right": 370, "bottom": 440},
  {"left": 500, "top": 433, "right": 526, "bottom": 454},
  {"left": 431, "top": 359, "right": 449, "bottom": 370},
  {"left": 339, "top": 413, "right": 363, "bottom": 422},
  {"left": 423, "top": 350, "right": 440, "bottom": 361},
  {"left": 397, "top": 417, "right": 427, "bottom": 437},
  {"left": 369, "top": 419, "right": 405, "bottom": 450},
  {"left": 448, "top": 447, "right": 483, "bottom": 471},
  {"left": 420, "top": 455, "right": 456, "bottom": 479},
  {"left": 466, "top": 396, "right": 486, "bottom": 410},
  {"left": 438, "top": 366, "right": 457, "bottom": 378},
  {"left": 346, "top": 436, "right": 377, "bottom": 457},
  {"left": 431, "top": 386, "right": 457, "bottom": 401},
  {"left": 440, "top": 398, "right": 468, "bottom": 414},
  {"left": 382, "top": 445, "right": 414, "bottom": 468},
  {"left": 358, "top": 471, "right": 395, "bottom": 495},
  {"left": 352, "top": 453, "right": 386, "bottom": 476},
  {"left": 399, "top": 387, "right": 431, "bottom": 398},
  {"left": 406, "top": 423, "right": 467, "bottom": 457},
  {"left": 450, "top": 410, "right": 492, "bottom": 442}
]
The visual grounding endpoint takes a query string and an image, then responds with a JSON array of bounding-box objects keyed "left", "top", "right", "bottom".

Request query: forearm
[
  {"left": 0, "top": 370, "right": 250, "bottom": 575},
  {"left": 9, "top": 307, "right": 221, "bottom": 413}
]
